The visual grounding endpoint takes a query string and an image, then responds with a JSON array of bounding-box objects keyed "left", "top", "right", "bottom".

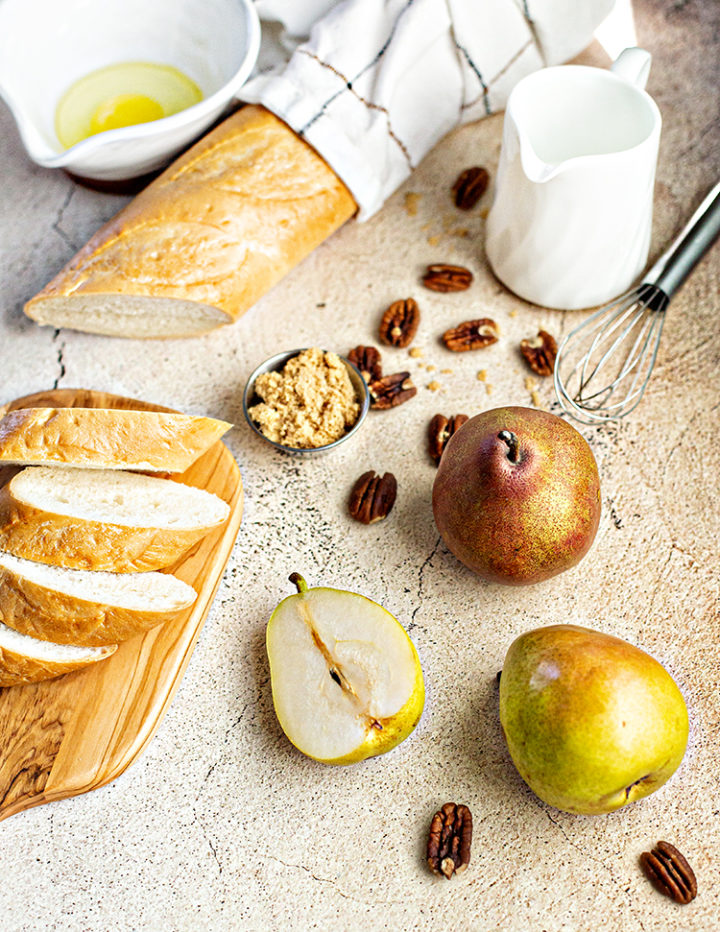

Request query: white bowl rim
[{"left": 20, "top": 0, "right": 261, "bottom": 168}]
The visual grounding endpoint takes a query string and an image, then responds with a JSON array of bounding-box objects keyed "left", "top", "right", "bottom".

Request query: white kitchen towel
[{"left": 242, "top": 0, "right": 615, "bottom": 219}]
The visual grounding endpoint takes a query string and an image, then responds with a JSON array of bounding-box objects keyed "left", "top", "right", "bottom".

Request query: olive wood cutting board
[{"left": 0, "top": 388, "right": 243, "bottom": 822}]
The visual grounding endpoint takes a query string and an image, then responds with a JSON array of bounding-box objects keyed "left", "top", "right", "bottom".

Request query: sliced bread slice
[
  {"left": 0, "top": 466, "right": 230, "bottom": 572},
  {"left": 0, "top": 620, "right": 116, "bottom": 687},
  {"left": 0, "top": 551, "right": 197, "bottom": 646},
  {"left": 0, "top": 407, "right": 231, "bottom": 473}
]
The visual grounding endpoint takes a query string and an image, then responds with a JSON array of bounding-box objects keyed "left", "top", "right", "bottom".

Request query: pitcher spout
[{"left": 517, "top": 130, "right": 564, "bottom": 184}]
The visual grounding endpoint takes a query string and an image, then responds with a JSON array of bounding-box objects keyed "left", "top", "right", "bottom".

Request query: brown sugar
[{"left": 248, "top": 348, "right": 359, "bottom": 448}]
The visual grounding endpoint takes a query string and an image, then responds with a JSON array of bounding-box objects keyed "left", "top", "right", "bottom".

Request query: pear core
[
  {"left": 266, "top": 576, "right": 424, "bottom": 764},
  {"left": 499, "top": 624, "right": 689, "bottom": 815}
]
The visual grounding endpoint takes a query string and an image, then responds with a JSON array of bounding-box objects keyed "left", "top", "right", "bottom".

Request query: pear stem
[
  {"left": 289, "top": 573, "right": 308, "bottom": 594},
  {"left": 498, "top": 430, "right": 521, "bottom": 464}
]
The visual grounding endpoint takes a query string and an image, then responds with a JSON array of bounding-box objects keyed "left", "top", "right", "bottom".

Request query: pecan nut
[
  {"left": 640, "top": 841, "right": 697, "bottom": 904},
  {"left": 348, "top": 471, "right": 397, "bottom": 524},
  {"left": 452, "top": 166, "right": 490, "bottom": 210},
  {"left": 427, "top": 803, "right": 473, "bottom": 879},
  {"left": 379, "top": 298, "right": 420, "bottom": 348},
  {"left": 520, "top": 330, "right": 558, "bottom": 377},
  {"left": 347, "top": 345, "right": 382, "bottom": 383},
  {"left": 369, "top": 372, "right": 417, "bottom": 409},
  {"left": 442, "top": 318, "right": 499, "bottom": 352},
  {"left": 422, "top": 264, "right": 473, "bottom": 293},
  {"left": 428, "top": 413, "right": 468, "bottom": 464}
]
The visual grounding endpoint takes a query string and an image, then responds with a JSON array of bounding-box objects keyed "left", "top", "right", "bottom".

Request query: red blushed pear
[{"left": 432, "top": 406, "right": 601, "bottom": 585}]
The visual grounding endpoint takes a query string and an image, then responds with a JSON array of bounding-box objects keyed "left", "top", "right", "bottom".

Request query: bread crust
[
  {"left": 24, "top": 105, "right": 357, "bottom": 338},
  {"left": 0, "top": 407, "right": 231, "bottom": 472},
  {"left": 0, "top": 561, "right": 197, "bottom": 646},
  {"left": 0, "top": 638, "right": 116, "bottom": 687},
  {"left": 0, "top": 480, "right": 227, "bottom": 572}
]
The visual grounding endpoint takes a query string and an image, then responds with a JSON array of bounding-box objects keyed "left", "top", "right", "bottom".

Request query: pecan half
[
  {"left": 452, "top": 166, "right": 490, "bottom": 210},
  {"left": 428, "top": 413, "right": 468, "bottom": 464},
  {"left": 520, "top": 330, "right": 558, "bottom": 377},
  {"left": 347, "top": 345, "right": 382, "bottom": 383},
  {"left": 369, "top": 372, "right": 417, "bottom": 409},
  {"left": 379, "top": 298, "right": 420, "bottom": 348},
  {"left": 422, "top": 264, "right": 473, "bottom": 293},
  {"left": 348, "top": 471, "right": 397, "bottom": 524},
  {"left": 427, "top": 803, "right": 473, "bottom": 879},
  {"left": 640, "top": 841, "right": 697, "bottom": 904},
  {"left": 442, "top": 318, "right": 499, "bottom": 352}
]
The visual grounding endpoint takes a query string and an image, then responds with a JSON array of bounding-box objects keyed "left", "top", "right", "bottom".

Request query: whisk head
[{"left": 554, "top": 283, "right": 669, "bottom": 425}]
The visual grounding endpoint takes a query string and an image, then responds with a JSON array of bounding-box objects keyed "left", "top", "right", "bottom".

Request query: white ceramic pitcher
[{"left": 485, "top": 48, "right": 661, "bottom": 310}]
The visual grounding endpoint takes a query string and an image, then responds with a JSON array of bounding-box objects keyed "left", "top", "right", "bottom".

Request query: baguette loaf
[
  {"left": 0, "top": 466, "right": 230, "bottom": 572},
  {"left": 0, "top": 551, "right": 197, "bottom": 646},
  {"left": 0, "top": 620, "right": 116, "bottom": 687},
  {"left": 0, "top": 407, "right": 231, "bottom": 472},
  {"left": 24, "top": 105, "right": 357, "bottom": 338}
]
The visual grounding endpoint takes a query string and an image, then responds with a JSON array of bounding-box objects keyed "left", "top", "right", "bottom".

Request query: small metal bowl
[{"left": 242, "top": 348, "right": 370, "bottom": 454}]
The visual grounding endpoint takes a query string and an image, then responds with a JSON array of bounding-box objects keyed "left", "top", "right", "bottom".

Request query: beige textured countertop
[{"left": 0, "top": 1, "right": 718, "bottom": 929}]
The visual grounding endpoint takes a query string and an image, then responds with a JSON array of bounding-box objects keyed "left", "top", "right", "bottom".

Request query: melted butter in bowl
[{"left": 55, "top": 62, "right": 203, "bottom": 149}]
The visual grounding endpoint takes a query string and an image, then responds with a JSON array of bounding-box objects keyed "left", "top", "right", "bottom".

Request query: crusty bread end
[
  {"left": 0, "top": 407, "right": 231, "bottom": 472},
  {"left": 24, "top": 105, "right": 357, "bottom": 339}
]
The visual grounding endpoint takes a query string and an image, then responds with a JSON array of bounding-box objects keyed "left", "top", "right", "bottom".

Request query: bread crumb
[
  {"left": 476, "top": 369, "right": 487, "bottom": 382},
  {"left": 427, "top": 234, "right": 442, "bottom": 246},
  {"left": 248, "top": 348, "right": 359, "bottom": 449},
  {"left": 426, "top": 364, "right": 436, "bottom": 372},
  {"left": 531, "top": 390, "right": 545, "bottom": 409},
  {"left": 509, "top": 309, "right": 518, "bottom": 318},
  {"left": 485, "top": 384, "right": 493, "bottom": 395},
  {"left": 428, "top": 381, "right": 441, "bottom": 392},
  {"left": 441, "top": 368, "right": 453, "bottom": 375},
  {"left": 525, "top": 375, "right": 537, "bottom": 392},
  {"left": 450, "top": 228, "right": 470, "bottom": 238},
  {"left": 479, "top": 207, "right": 489, "bottom": 219},
  {"left": 404, "top": 192, "right": 421, "bottom": 216},
  {"left": 409, "top": 347, "right": 424, "bottom": 358}
]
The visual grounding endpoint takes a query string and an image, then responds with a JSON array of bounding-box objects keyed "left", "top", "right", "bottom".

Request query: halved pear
[{"left": 266, "top": 574, "right": 424, "bottom": 765}]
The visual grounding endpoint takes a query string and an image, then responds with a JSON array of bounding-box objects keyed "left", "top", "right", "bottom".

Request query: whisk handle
[{"left": 645, "top": 181, "right": 720, "bottom": 299}]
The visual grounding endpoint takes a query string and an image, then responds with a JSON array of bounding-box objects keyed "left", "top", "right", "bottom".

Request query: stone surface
[{"left": 0, "top": 2, "right": 718, "bottom": 929}]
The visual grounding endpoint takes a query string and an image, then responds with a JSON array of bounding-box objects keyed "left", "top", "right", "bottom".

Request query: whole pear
[
  {"left": 432, "top": 406, "right": 600, "bottom": 584},
  {"left": 499, "top": 624, "right": 689, "bottom": 815}
]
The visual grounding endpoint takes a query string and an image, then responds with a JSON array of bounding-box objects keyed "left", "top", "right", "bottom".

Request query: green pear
[
  {"left": 432, "top": 406, "right": 601, "bottom": 585},
  {"left": 266, "top": 574, "right": 424, "bottom": 765},
  {"left": 499, "top": 625, "right": 689, "bottom": 815}
]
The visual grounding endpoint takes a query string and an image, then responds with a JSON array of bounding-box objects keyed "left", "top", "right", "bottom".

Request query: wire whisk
[{"left": 554, "top": 181, "right": 720, "bottom": 425}]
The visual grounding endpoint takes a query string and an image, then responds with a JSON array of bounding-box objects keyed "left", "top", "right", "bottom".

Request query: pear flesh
[
  {"left": 499, "top": 624, "right": 689, "bottom": 815},
  {"left": 266, "top": 575, "right": 424, "bottom": 765}
]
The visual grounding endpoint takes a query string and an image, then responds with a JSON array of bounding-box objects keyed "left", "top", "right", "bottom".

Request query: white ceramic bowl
[{"left": 0, "top": 0, "right": 260, "bottom": 181}]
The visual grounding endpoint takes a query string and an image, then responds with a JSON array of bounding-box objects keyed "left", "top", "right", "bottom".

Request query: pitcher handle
[{"left": 611, "top": 47, "right": 652, "bottom": 90}]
